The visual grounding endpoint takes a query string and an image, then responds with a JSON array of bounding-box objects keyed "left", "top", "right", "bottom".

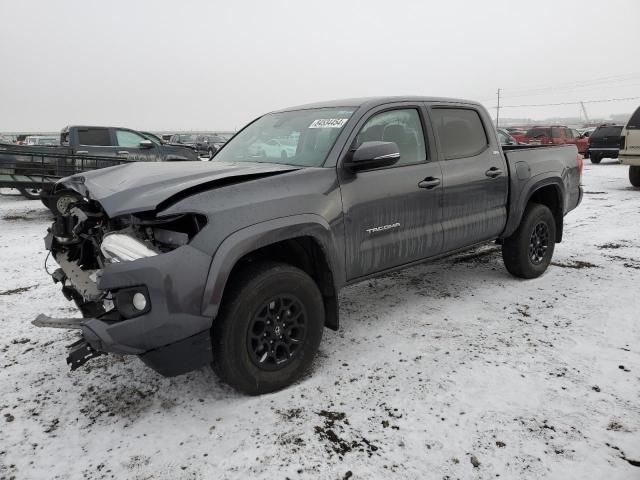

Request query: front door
[
  {"left": 429, "top": 106, "right": 508, "bottom": 251},
  {"left": 339, "top": 105, "right": 444, "bottom": 280},
  {"left": 114, "top": 129, "right": 160, "bottom": 162}
]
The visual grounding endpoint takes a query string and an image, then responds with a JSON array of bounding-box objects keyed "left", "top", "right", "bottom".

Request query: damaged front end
[{"left": 36, "top": 197, "right": 214, "bottom": 375}]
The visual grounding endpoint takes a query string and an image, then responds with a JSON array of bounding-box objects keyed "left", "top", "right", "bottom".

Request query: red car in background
[{"left": 521, "top": 126, "right": 589, "bottom": 154}]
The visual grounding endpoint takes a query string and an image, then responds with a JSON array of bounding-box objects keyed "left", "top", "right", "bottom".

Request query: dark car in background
[
  {"left": 168, "top": 133, "right": 198, "bottom": 150},
  {"left": 195, "top": 134, "right": 228, "bottom": 159},
  {"left": 0, "top": 125, "right": 199, "bottom": 213},
  {"left": 587, "top": 125, "right": 624, "bottom": 164}
]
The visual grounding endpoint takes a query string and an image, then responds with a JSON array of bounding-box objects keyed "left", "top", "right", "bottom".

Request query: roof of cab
[{"left": 272, "top": 96, "right": 482, "bottom": 113}]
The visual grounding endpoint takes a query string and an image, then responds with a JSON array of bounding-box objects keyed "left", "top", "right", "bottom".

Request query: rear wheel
[
  {"left": 590, "top": 154, "right": 601, "bottom": 164},
  {"left": 211, "top": 261, "right": 324, "bottom": 395},
  {"left": 18, "top": 187, "right": 43, "bottom": 200},
  {"left": 630, "top": 166, "right": 640, "bottom": 187},
  {"left": 502, "top": 203, "right": 556, "bottom": 279}
]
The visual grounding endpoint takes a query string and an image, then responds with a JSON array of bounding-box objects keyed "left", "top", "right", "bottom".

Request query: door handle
[
  {"left": 117, "top": 151, "right": 129, "bottom": 155},
  {"left": 418, "top": 177, "right": 441, "bottom": 189},
  {"left": 485, "top": 167, "right": 503, "bottom": 178}
]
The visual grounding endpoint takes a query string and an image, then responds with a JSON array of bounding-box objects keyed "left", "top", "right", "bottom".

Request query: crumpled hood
[{"left": 60, "top": 160, "right": 300, "bottom": 217}]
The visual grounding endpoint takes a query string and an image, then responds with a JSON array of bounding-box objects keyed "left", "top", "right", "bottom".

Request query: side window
[
  {"left": 116, "top": 130, "right": 148, "bottom": 148},
  {"left": 77, "top": 128, "right": 112, "bottom": 146},
  {"left": 431, "top": 108, "right": 488, "bottom": 159},
  {"left": 355, "top": 108, "right": 426, "bottom": 166},
  {"left": 497, "top": 130, "right": 508, "bottom": 144},
  {"left": 551, "top": 127, "right": 563, "bottom": 138},
  {"left": 565, "top": 128, "right": 574, "bottom": 139}
]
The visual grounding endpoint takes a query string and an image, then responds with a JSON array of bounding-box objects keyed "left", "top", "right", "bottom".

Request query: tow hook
[{"left": 66, "top": 339, "right": 104, "bottom": 371}]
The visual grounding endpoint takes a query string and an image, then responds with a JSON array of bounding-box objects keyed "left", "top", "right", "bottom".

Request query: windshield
[
  {"left": 214, "top": 108, "right": 356, "bottom": 167},
  {"left": 141, "top": 132, "right": 162, "bottom": 144}
]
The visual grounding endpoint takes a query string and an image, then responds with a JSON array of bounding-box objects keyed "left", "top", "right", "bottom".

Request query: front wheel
[
  {"left": 212, "top": 262, "right": 324, "bottom": 395},
  {"left": 46, "top": 190, "right": 82, "bottom": 216},
  {"left": 502, "top": 203, "right": 556, "bottom": 279},
  {"left": 629, "top": 166, "right": 640, "bottom": 187}
]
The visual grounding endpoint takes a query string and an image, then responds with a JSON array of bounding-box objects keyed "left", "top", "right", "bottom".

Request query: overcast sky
[{"left": 1, "top": 0, "right": 639, "bottom": 132}]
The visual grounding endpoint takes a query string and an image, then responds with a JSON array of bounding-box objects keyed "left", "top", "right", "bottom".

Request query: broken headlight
[{"left": 100, "top": 233, "right": 158, "bottom": 263}]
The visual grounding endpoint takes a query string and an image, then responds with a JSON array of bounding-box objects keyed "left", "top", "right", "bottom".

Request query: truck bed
[{"left": 501, "top": 144, "right": 582, "bottom": 238}]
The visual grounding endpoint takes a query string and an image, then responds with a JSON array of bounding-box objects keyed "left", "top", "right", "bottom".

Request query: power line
[
  {"left": 495, "top": 96, "right": 640, "bottom": 109},
  {"left": 499, "top": 72, "right": 640, "bottom": 96}
]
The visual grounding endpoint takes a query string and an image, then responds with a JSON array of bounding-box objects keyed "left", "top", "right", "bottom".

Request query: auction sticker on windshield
[{"left": 309, "top": 118, "right": 349, "bottom": 129}]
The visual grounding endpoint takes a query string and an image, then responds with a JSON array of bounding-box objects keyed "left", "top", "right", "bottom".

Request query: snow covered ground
[{"left": 1, "top": 159, "right": 639, "bottom": 480}]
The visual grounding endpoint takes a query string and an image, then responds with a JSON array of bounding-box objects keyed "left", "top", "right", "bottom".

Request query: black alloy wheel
[
  {"left": 246, "top": 295, "right": 307, "bottom": 371},
  {"left": 528, "top": 221, "right": 549, "bottom": 265}
]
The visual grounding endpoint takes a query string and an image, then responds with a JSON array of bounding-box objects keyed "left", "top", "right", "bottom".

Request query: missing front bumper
[{"left": 33, "top": 314, "right": 105, "bottom": 370}]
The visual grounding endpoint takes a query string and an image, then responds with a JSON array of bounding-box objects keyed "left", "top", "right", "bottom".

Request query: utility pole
[
  {"left": 496, "top": 88, "right": 501, "bottom": 128},
  {"left": 580, "top": 101, "right": 590, "bottom": 124}
]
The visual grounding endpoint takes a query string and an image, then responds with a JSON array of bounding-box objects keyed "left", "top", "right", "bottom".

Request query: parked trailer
[{"left": 0, "top": 145, "right": 133, "bottom": 215}]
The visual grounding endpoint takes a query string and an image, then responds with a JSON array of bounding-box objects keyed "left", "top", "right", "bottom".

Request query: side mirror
[
  {"left": 139, "top": 140, "right": 154, "bottom": 149},
  {"left": 344, "top": 141, "right": 400, "bottom": 172}
]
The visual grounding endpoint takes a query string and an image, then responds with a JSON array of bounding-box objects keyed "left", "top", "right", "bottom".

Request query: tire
[
  {"left": 212, "top": 261, "right": 324, "bottom": 395},
  {"left": 48, "top": 191, "right": 82, "bottom": 216},
  {"left": 502, "top": 203, "right": 556, "bottom": 279},
  {"left": 18, "top": 187, "right": 43, "bottom": 200},
  {"left": 590, "top": 154, "right": 601, "bottom": 164},
  {"left": 630, "top": 166, "right": 640, "bottom": 187},
  {"left": 208, "top": 148, "right": 214, "bottom": 160}
]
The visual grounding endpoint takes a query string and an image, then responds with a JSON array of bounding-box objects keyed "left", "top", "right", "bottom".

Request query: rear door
[
  {"left": 114, "top": 128, "right": 160, "bottom": 162},
  {"left": 68, "top": 127, "right": 121, "bottom": 176},
  {"left": 339, "top": 103, "right": 444, "bottom": 279},
  {"left": 429, "top": 105, "right": 508, "bottom": 251},
  {"left": 73, "top": 127, "right": 119, "bottom": 157}
]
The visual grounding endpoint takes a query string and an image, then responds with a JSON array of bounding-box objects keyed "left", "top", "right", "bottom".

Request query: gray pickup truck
[
  {"left": 35, "top": 97, "right": 583, "bottom": 394},
  {"left": 0, "top": 125, "right": 198, "bottom": 214}
]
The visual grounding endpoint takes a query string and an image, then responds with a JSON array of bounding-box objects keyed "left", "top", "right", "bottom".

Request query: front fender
[{"left": 200, "top": 214, "right": 344, "bottom": 319}]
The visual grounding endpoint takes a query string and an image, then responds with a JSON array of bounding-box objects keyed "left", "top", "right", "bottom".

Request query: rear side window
[
  {"left": 431, "top": 108, "right": 488, "bottom": 159},
  {"left": 551, "top": 127, "right": 563, "bottom": 138},
  {"left": 526, "top": 128, "right": 551, "bottom": 138},
  {"left": 592, "top": 126, "right": 623, "bottom": 138},
  {"left": 626, "top": 107, "right": 640, "bottom": 129},
  {"left": 77, "top": 128, "right": 112, "bottom": 146}
]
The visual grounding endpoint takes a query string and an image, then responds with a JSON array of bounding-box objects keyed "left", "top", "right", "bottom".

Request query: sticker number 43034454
[{"left": 309, "top": 118, "right": 348, "bottom": 129}]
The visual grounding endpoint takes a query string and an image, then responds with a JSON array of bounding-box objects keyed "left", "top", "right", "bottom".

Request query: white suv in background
[{"left": 619, "top": 106, "right": 640, "bottom": 187}]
